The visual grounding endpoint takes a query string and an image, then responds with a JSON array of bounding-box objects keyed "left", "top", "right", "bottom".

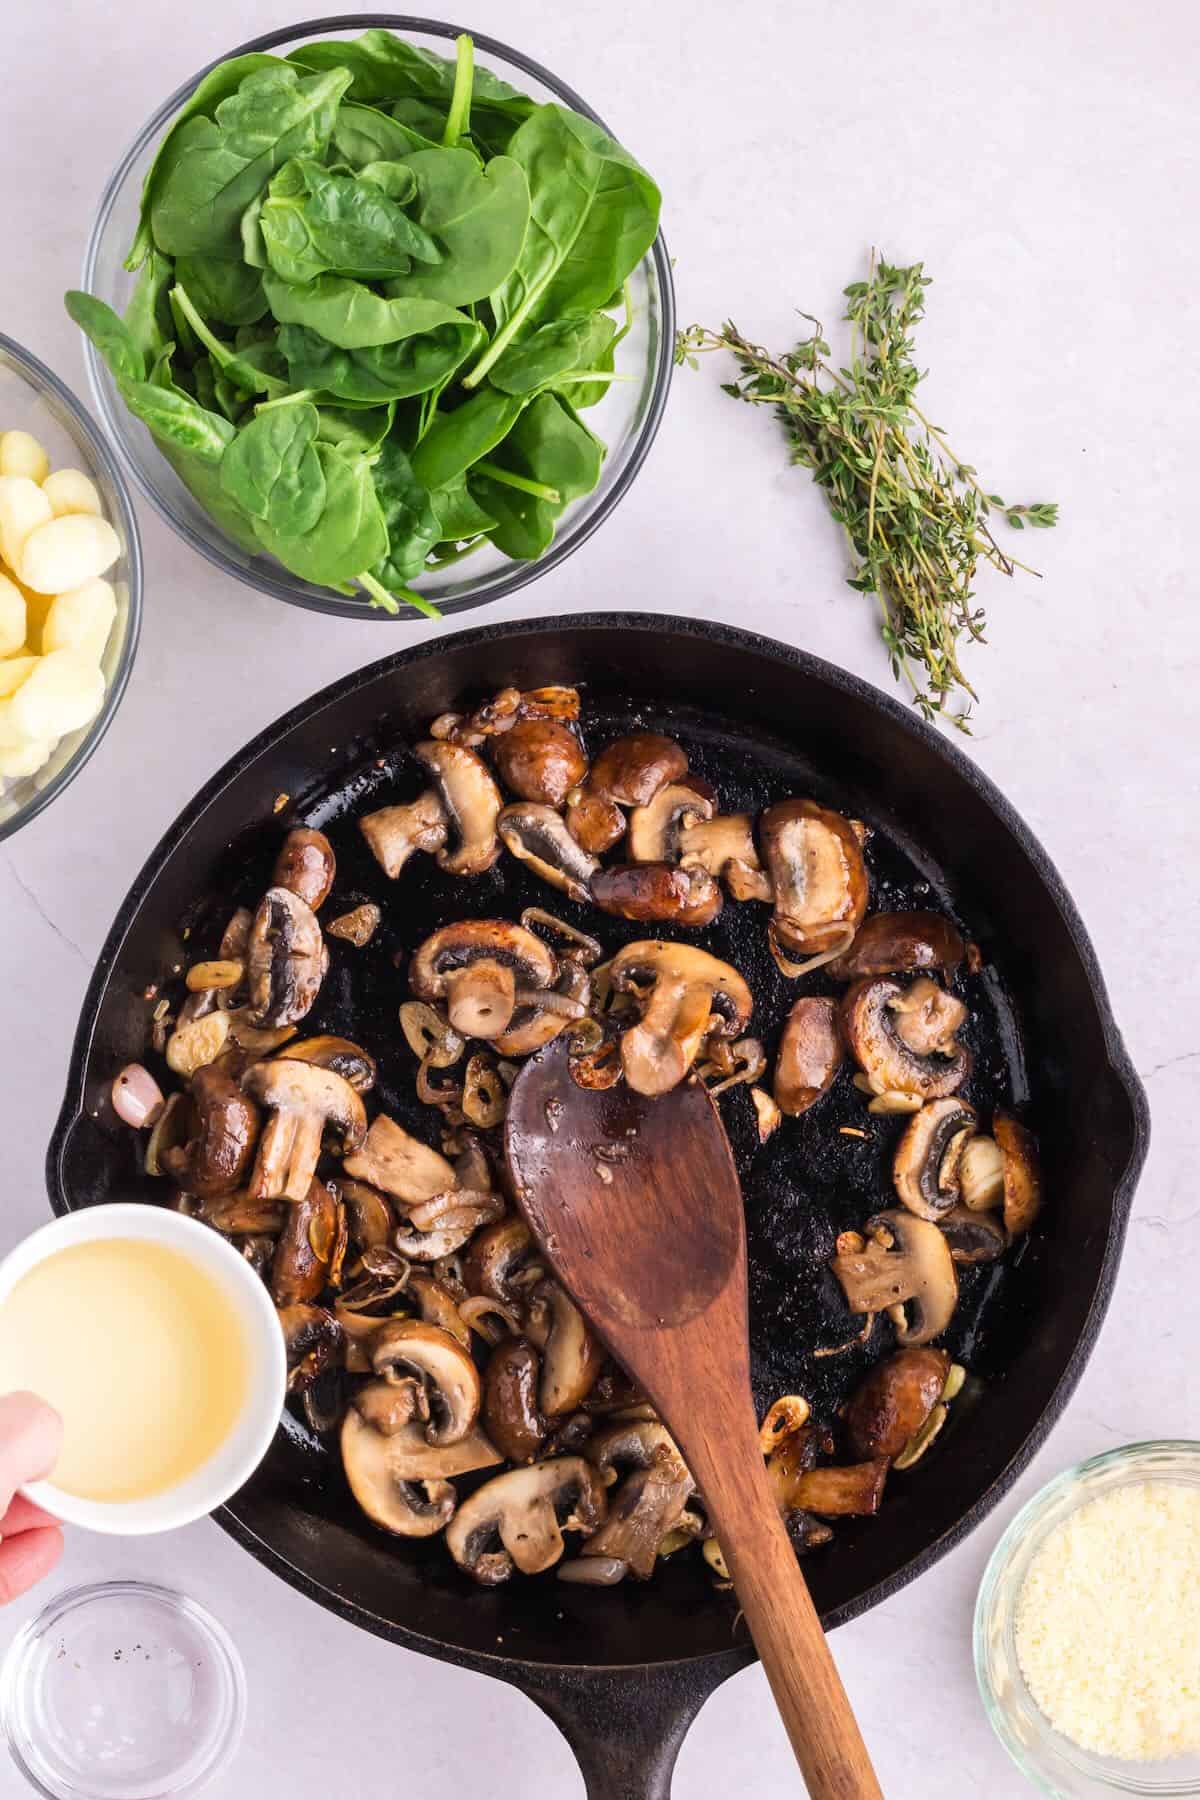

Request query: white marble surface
[{"left": 2, "top": 0, "right": 1198, "bottom": 1793}]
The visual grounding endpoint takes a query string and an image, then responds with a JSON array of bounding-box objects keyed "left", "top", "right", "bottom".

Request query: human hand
[{"left": 0, "top": 1392, "right": 64, "bottom": 1604}]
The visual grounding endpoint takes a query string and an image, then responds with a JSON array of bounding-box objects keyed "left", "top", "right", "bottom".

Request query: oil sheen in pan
[{"left": 179, "top": 695, "right": 1033, "bottom": 1539}]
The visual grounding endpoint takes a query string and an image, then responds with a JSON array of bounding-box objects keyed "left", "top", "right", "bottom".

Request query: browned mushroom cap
[
  {"left": 341, "top": 1406, "right": 499, "bottom": 1538},
  {"left": 677, "top": 810, "right": 769, "bottom": 894},
  {"left": 285, "top": 1035, "right": 377, "bottom": 1094},
  {"left": 246, "top": 888, "right": 328, "bottom": 1028},
  {"left": 243, "top": 1060, "right": 367, "bottom": 1203},
  {"left": 493, "top": 718, "right": 588, "bottom": 807},
  {"left": 564, "top": 789, "right": 626, "bottom": 855},
  {"left": 406, "top": 1271, "right": 472, "bottom": 1349},
  {"left": 463, "top": 1217, "right": 544, "bottom": 1304},
  {"left": 498, "top": 804, "right": 598, "bottom": 904},
  {"left": 493, "top": 960, "right": 590, "bottom": 1059},
  {"left": 844, "top": 1348, "right": 951, "bottom": 1460},
  {"left": 625, "top": 779, "right": 714, "bottom": 864},
  {"left": 590, "top": 862, "right": 723, "bottom": 928},
  {"left": 580, "top": 1420, "right": 695, "bottom": 1579},
  {"left": 162, "top": 1065, "right": 260, "bottom": 1197},
  {"left": 783, "top": 1460, "right": 889, "bottom": 1517},
  {"left": 609, "top": 940, "right": 753, "bottom": 1095},
  {"left": 201, "top": 1191, "right": 284, "bottom": 1235},
  {"left": 828, "top": 911, "right": 965, "bottom": 981},
  {"left": 565, "top": 732, "right": 689, "bottom": 855},
  {"left": 892, "top": 1098, "right": 978, "bottom": 1219},
  {"left": 343, "top": 1115, "right": 458, "bottom": 1205},
  {"left": 409, "top": 920, "right": 558, "bottom": 1042},
  {"left": 841, "top": 976, "right": 971, "bottom": 1101},
  {"left": 445, "top": 1457, "right": 607, "bottom": 1584},
  {"left": 272, "top": 827, "right": 336, "bottom": 912},
  {"left": 938, "top": 1205, "right": 1008, "bottom": 1264},
  {"left": 270, "top": 1178, "right": 341, "bottom": 1305},
  {"left": 483, "top": 1337, "right": 546, "bottom": 1464},
  {"left": 339, "top": 1178, "right": 394, "bottom": 1250},
  {"left": 277, "top": 1302, "right": 343, "bottom": 1390},
  {"left": 773, "top": 996, "right": 844, "bottom": 1116},
  {"left": 413, "top": 740, "right": 502, "bottom": 876},
  {"left": 830, "top": 1209, "right": 958, "bottom": 1347},
  {"left": 526, "top": 1282, "right": 604, "bottom": 1415},
  {"left": 765, "top": 1420, "right": 822, "bottom": 1508},
  {"left": 360, "top": 790, "right": 448, "bottom": 879},
  {"left": 368, "top": 1318, "right": 481, "bottom": 1445},
  {"left": 760, "top": 799, "right": 869, "bottom": 973},
  {"left": 994, "top": 1111, "right": 1042, "bottom": 1237}
]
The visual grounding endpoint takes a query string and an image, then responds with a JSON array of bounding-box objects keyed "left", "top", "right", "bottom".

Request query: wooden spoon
[{"left": 505, "top": 1034, "right": 882, "bottom": 1799}]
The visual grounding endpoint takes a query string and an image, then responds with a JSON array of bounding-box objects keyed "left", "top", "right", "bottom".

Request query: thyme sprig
[{"left": 676, "top": 257, "right": 1057, "bottom": 729}]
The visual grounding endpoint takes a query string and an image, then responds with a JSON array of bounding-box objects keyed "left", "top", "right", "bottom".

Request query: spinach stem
[
  {"left": 474, "top": 459, "right": 561, "bottom": 503},
  {"left": 442, "top": 34, "right": 474, "bottom": 148},
  {"left": 357, "top": 569, "right": 442, "bottom": 619},
  {"left": 556, "top": 370, "right": 633, "bottom": 386},
  {"left": 256, "top": 389, "right": 316, "bottom": 412},
  {"left": 426, "top": 535, "right": 486, "bottom": 568}
]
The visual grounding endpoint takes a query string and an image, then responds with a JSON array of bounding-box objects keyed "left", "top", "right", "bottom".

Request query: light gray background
[{"left": 2, "top": 0, "right": 1198, "bottom": 1793}]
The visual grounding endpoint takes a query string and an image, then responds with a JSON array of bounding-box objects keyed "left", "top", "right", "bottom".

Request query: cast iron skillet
[{"left": 47, "top": 616, "right": 1148, "bottom": 1798}]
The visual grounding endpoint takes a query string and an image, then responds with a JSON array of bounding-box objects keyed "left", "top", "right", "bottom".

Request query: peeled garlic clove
[
  {"left": 42, "top": 578, "right": 116, "bottom": 663},
  {"left": 0, "top": 571, "right": 25, "bottom": 655},
  {"left": 111, "top": 1063, "right": 165, "bottom": 1128},
  {"left": 0, "top": 476, "right": 53, "bottom": 572},
  {"left": 0, "top": 656, "right": 37, "bottom": 699},
  {"left": 0, "top": 431, "right": 50, "bottom": 484},
  {"left": 0, "top": 735, "right": 53, "bottom": 778},
  {"left": 19, "top": 514, "right": 121, "bottom": 594},
  {"left": 40, "top": 468, "right": 103, "bottom": 519},
  {"left": 8, "top": 648, "right": 104, "bottom": 740}
]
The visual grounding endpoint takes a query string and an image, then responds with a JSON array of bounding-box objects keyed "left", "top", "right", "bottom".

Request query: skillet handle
[{"left": 509, "top": 1659, "right": 734, "bottom": 1799}]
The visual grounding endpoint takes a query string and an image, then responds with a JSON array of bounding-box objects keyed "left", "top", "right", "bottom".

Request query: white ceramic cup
[{"left": 0, "top": 1204, "right": 285, "bottom": 1535}]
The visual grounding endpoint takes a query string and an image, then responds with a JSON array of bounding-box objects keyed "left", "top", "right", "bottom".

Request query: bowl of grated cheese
[{"left": 975, "top": 1441, "right": 1200, "bottom": 1796}]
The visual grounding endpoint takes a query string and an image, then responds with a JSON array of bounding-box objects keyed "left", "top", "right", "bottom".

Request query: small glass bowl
[
  {"left": 0, "top": 336, "right": 142, "bottom": 842},
  {"left": 80, "top": 15, "right": 675, "bottom": 622},
  {"left": 975, "top": 1441, "right": 1200, "bottom": 1797}
]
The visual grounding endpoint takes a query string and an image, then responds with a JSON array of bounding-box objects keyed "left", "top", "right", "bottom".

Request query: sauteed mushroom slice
[
  {"left": 483, "top": 1338, "right": 547, "bottom": 1464},
  {"left": 360, "top": 789, "right": 448, "bottom": 878},
  {"left": 326, "top": 903, "right": 381, "bottom": 947},
  {"left": 679, "top": 812, "right": 770, "bottom": 899},
  {"left": 272, "top": 827, "right": 336, "bottom": 912},
  {"left": 580, "top": 1422, "right": 695, "bottom": 1580},
  {"left": 463, "top": 1217, "right": 544, "bottom": 1304},
  {"left": 844, "top": 1348, "right": 951, "bottom": 1460},
  {"left": 339, "top": 1178, "right": 394, "bottom": 1250},
  {"left": 341, "top": 1407, "right": 499, "bottom": 1538},
  {"left": 609, "top": 940, "right": 753, "bottom": 1095},
  {"left": 413, "top": 740, "right": 502, "bottom": 876},
  {"left": 278, "top": 1303, "right": 343, "bottom": 1390},
  {"left": 784, "top": 1460, "right": 889, "bottom": 1518},
  {"left": 590, "top": 862, "right": 723, "bottom": 928},
  {"left": 830, "top": 1209, "right": 958, "bottom": 1347},
  {"left": 243, "top": 1060, "right": 366, "bottom": 1203},
  {"left": 391, "top": 1190, "right": 505, "bottom": 1262},
  {"left": 407, "top": 1271, "right": 472, "bottom": 1350},
  {"left": 994, "top": 1111, "right": 1042, "bottom": 1237},
  {"left": 201, "top": 1192, "right": 284, "bottom": 1235},
  {"left": 342, "top": 1115, "right": 457, "bottom": 1205},
  {"left": 938, "top": 1205, "right": 1008, "bottom": 1264},
  {"left": 493, "top": 717, "right": 587, "bottom": 807},
  {"left": 271, "top": 1178, "right": 341, "bottom": 1306},
  {"left": 828, "top": 910, "right": 965, "bottom": 980},
  {"left": 959, "top": 1134, "right": 1005, "bottom": 1211},
  {"left": 526, "top": 1282, "right": 604, "bottom": 1415},
  {"left": 368, "top": 1319, "right": 481, "bottom": 1446},
  {"left": 760, "top": 798, "right": 869, "bottom": 975},
  {"left": 773, "top": 996, "right": 844, "bottom": 1116},
  {"left": 566, "top": 732, "right": 689, "bottom": 854},
  {"left": 493, "top": 960, "right": 590, "bottom": 1058},
  {"left": 285, "top": 1035, "right": 377, "bottom": 1093},
  {"left": 841, "top": 976, "right": 971, "bottom": 1102},
  {"left": 446, "top": 1457, "right": 606, "bottom": 1584},
  {"left": 498, "top": 804, "right": 598, "bottom": 903},
  {"left": 161, "top": 1065, "right": 260, "bottom": 1197},
  {"left": 626, "top": 779, "right": 714, "bottom": 864},
  {"left": 892, "top": 1098, "right": 977, "bottom": 1219},
  {"left": 246, "top": 888, "right": 328, "bottom": 1028},
  {"left": 409, "top": 920, "right": 558, "bottom": 1042}
]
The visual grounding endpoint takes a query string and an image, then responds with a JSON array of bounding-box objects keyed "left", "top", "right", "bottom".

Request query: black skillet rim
[{"left": 45, "top": 612, "right": 1151, "bottom": 1676}]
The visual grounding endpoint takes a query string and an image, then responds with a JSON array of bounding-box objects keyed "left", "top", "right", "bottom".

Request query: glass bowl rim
[
  {"left": 78, "top": 12, "right": 676, "bottom": 622},
  {"left": 0, "top": 331, "right": 143, "bottom": 845},
  {"left": 974, "top": 1438, "right": 1200, "bottom": 1797}
]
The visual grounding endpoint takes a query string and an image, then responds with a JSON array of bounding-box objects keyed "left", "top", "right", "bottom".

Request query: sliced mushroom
[
  {"left": 493, "top": 960, "right": 590, "bottom": 1058},
  {"left": 751, "top": 1086, "right": 782, "bottom": 1141},
  {"left": 201, "top": 1191, "right": 284, "bottom": 1235},
  {"left": 360, "top": 790, "right": 448, "bottom": 878},
  {"left": 784, "top": 1460, "right": 889, "bottom": 1517},
  {"left": 626, "top": 779, "right": 714, "bottom": 864},
  {"left": 773, "top": 996, "right": 844, "bottom": 1116},
  {"left": 994, "top": 1112, "right": 1042, "bottom": 1237},
  {"left": 938, "top": 1205, "right": 1008, "bottom": 1264},
  {"left": 498, "top": 804, "right": 598, "bottom": 904},
  {"left": 827, "top": 910, "right": 965, "bottom": 980},
  {"left": 368, "top": 1318, "right": 480, "bottom": 1445},
  {"left": 844, "top": 1348, "right": 951, "bottom": 1460},
  {"left": 246, "top": 888, "right": 328, "bottom": 1028},
  {"left": 339, "top": 1178, "right": 395, "bottom": 1250},
  {"left": 271, "top": 1178, "right": 341, "bottom": 1305},
  {"left": 463, "top": 1217, "right": 544, "bottom": 1304},
  {"left": 391, "top": 1190, "right": 505, "bottom": 1262},
  {"left": 959, "top": 1134, "right": 1005, "bottom": 1212},
  {"left": 272, "top": 827, "right": 336, "bottom": 912},
  {"left": 161, "top": 1065, "right": 259, "bottom": 1197},
  {"left": 889, "top": 977, "right": 969, "bottom": 1058},
  {"left": 413, "top": 740, "right": 502, "bottom": 876},
  {"left": 608, "top": 940, "right": 753, "bottom": 1095},
  {"left": 341, "top": 1405, "right": 498, "bottom": 1538},
  {"left": 590, "top": 862, "right": 723, "bottom": 927},
  {"left": 445, "top": 1457, "right": 606, "bottom": 1584},
  {"left": 566, "top": 733, "right": 688, "bottom": 854},
  {"left": 581, "top": 1421, "right": 695, "bottom": 1579},
  {"left": 409, "top": 920, "right": 558, "bottom": 1042},
  {"left": 407, "top": 1270, "right": 472, "bottom": 1349},
  {"left": 342, "top": 1114, "right": 457, "bottom": 1205},
  {"left": 830, "top": 1209, "right": 959, "bottom": 1347},
  {"left": 483, "top": 1337, "right": 546, "bottom": 1464},
  {"left": 841, "top": 976, "right": 971, "bottom": 1101},
  {"left": 278, "top": 1302, "right": 343, "bottom": 1390},
  {"left": 219, "top": 906, "right": 253, "bottom": 961},
  {"left": 766, "top": 1421, "right": 823, "bottom": 1508},
  {"left": 760, "top": 798, "right": 869, "bottom": 974},
  {"left": 892, "top": 1098, "right": 977, "bottom": 1219},
  {"left": 325, "top": 902, "right": 381, "bottom": 947},
  {"left": 285, "top": 1035, "right": 377, "bottom": 1094},
  {"left": 526, "top": 1283, "right": 604, "bottom": 1415},
  {"left": 493, "top": 718, "right": 587, "bottom": 807},
  {"left": 243, "top": 1060, "right": 367, "bottom": 1203}
]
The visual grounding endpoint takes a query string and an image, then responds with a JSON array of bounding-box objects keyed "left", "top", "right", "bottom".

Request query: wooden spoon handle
[{"left": 683, "top": 1426, "right": 883, "bottom": 1799}]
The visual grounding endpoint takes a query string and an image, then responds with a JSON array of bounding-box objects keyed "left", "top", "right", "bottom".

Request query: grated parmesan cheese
[{"left": 1015, "top": 1481, "right": 1200, "bottom": 1761}]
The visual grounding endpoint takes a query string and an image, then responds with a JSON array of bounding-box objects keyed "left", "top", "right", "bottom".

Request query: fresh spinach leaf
[
  {"left": 487, "top": 312, "right": 616, "bottom": 394},
  {"left": 158, "top": 437, "right": 263, "bottom": 552},
  {"left": 357, "top": 161, "right": 418, "bottom": 203},
  {"left": 277, "top": 319, "right": 475, "bottom": 401},
  {"left": 429, "top": 471, "right": 497, "bottom": 541},
  {"left": 258, "top": 155, "right": 441, "bottom": 285},
  {"left": 123, "top": 251, "right": 174, "bottom": 366},
  {"left": 220, "top": 398, "right": 326, "bottom": 533},
  {"left": 172, "top": 282, "right": 290, "bottom": 397},
  {"left": 174, "top": 253, "right": 268, "bottom": 326},
  {"left": 251, "top": 440, "right": 387, "bottom": 585},
  {"left": 379, "top": 147, "right": 529, "bottom": 305},
  {"left": 64, "top": 291, "right": 145, "bottom": 383},
  {"left": 408, "top": 385, "right": 527, "bottom": 490},
  {"left": 263, "top": 270, "right": 469, "bottom": 349},
  {"left": 315, "top": 403, "right": 395, "bottom": 454},
  {"left": 368, "top": 438, "right": 440, "bottom": 584},
  {"left": 472, "top": 391, "right": 603, "bottom": 557},
  {"left": 289, "top": 29, "right": 532, "bottom": 118},
  {"left": 331, "top": 101, "right": 436, "bottom": 167},
  {"left": 117, "top": 376, "right": 236, "bottom": 463}
]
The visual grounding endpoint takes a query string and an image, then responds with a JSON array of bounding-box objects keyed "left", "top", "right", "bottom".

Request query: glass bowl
[
  {"left": 80, "top": 15, "right": 675, "bottom": 622},
  {"left": 975, "top": 1441, "right": 1200, "bottom": 1797},
  {"left": 0, "top": 335, "right": 142, "bottom": 842}
]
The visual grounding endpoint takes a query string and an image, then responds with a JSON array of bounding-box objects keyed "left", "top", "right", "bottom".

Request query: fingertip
[
  {"left": 0, "top": 1525, "right": 64, "bottom": 1606},
  {"left": 0, "top": 1392, "right": 63, "bottom": 1488}
]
